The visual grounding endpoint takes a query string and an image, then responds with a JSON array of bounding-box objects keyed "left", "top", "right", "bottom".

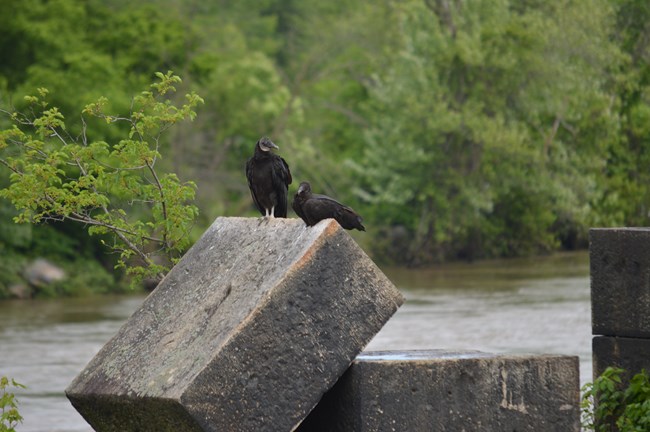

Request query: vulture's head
[
  {"left": 296, "top": 181, "right": 312, "bottom": 197},
  {"left": 257, "top": 136, "right": 279, "bottom": 152}
]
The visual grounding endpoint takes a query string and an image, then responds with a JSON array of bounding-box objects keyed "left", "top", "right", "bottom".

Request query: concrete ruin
[
  {"left": 298, "top": 350, "right": 580, "bottom": 432},
  {"left": 66, "top": 217, "right": 403, "bottom": 431},
  {"left": 66, "top": 217, "right": 582, "bottom": 431},
  {"left": 590, "top": 228, "right": 650, "bottom": 380}
]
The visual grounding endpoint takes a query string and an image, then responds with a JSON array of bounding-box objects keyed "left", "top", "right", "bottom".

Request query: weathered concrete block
[
  {"left": 590, "top": 228, "right": 650, "bottom": 337},
  {"left": 593, "top": 336, "right": 650, "bottom": 382},
  {"left": 297, "top": 350, "right": 580, "bottom": 432},
  {"left": 66, "top": 217, "right": 403, "bottom": 432}
]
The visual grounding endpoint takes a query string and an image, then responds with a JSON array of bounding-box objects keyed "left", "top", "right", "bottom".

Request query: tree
[
  {"left": 593, "top": 0, "right": 650, "bottom": 228},
  {"left": 356, "top": 0, "right": 623, "bottom": 263},
  {"left": 0, "top": 72, "right": 203, "bottom": 284}
]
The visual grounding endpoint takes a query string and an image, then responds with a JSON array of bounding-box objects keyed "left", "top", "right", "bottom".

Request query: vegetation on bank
[
  {"left": 0, "top": 376, "right": 24, "bottom": 432},
  {"left": 1, "top": 72, "right": 202, "bottom": 292},
  {"left": 582, "top": 367, "right": 650, "bottom": 431},
  {"left": 1, "top": 0, "right": 650, "bottom": 296}
]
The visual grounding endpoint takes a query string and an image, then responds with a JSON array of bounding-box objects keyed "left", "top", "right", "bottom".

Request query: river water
[{"left": 0, "top": 251, "right": 591, "bottom": 432}]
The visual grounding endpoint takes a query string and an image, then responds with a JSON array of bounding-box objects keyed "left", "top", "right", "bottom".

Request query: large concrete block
[
  {"left": 297, "top": 350, "right": 580, "bottom": 432},
  {"left": 66, "top": 217, "right": 403, "bottom": 432},
  {"left": 593, "top": 336, "right": 650, "bottom": 382},
  {"left": 590, "top": 228, "right": 650, "bottom": 337}
]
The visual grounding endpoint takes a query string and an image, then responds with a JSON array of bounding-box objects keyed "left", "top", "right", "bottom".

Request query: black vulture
[
  {"left": 245, "top": 137, "right": 292, "bottom": 218},
  {"left": 292, "top": 181, "right": 365, "bottom": 231}
]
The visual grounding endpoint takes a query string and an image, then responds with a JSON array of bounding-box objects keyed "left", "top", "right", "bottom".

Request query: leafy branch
[
  {"left": 581, "top": 367, "right": 650, "bottom": 431},
  {"left": 0, "top": 71, "right": 204, "bottom": 285},
  {"left": 0, "top": 376, "right": 25, "bottom": 432}
]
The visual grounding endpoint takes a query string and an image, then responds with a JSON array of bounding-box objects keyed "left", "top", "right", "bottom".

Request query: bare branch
[
  {"left": 424, "top": 0, "right": 458, "bottom": 38},
  {"left": 544, "top": 115, "right": 561, "bottom": 158},
  {"left": 80, "top": 115, "right": 88, "bottom": 146},
  {"left": 145, "top": 160, "right": 169, "bottom": 249},
  {"left": 0, "top": 158, "right": 21, "bottom": 175},
  {"left": 65, "top": 211, "right": 162, "bottom": 243},
  {"left": 67, "top": 154, "right": 165, "bottom": 249},
  {"left": 48, "top": 126, "right": 69, "bottom": 147},
  {"left": 90, "top": 157, "right": 148, "bottom": 171}
]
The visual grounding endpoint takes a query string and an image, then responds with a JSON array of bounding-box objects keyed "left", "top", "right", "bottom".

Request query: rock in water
[{"left": 24, "top": 258, "right": 66, "bottom": 286}]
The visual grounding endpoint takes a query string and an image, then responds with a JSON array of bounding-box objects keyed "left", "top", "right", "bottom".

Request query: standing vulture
[
  {"left": 292, "top": 181, "right": 365, "bottom": 231},
  {"left": 245, "top": 137, "right": 292, "bottom": 218}
]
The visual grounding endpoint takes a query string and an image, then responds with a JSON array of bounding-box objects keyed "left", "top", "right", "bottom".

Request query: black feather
[
  {"left": 245, "top": 137, "right": 292, "bottom": 217},
  {"left": 292, "top": 181, "right": 365, "bottom": 231}
]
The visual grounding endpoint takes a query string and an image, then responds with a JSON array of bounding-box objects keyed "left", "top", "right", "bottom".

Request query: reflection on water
[
  {"left": 0, "top": 252, "right": 590, "bottom": 432},
  {"left": 381, "top": 251, "right": 589, "bottom": 291}
]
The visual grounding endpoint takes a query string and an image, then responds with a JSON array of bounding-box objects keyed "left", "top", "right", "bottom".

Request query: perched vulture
[
  {"left": 245, "top": 137, "right": 292, "bottom": 218},
  {"left": 292, "top": 181, "right": 365, "bottom": 231}
]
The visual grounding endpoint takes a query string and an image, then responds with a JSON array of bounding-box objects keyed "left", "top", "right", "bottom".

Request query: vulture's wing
[
  {"left": 245, "top": 157, "right": 263, "bottom": 214},
  {"left": 292, "top": 193, "right": 307, "bottom": 222},
  {"left": 271, "top": 155, "right": 292, "bottom": 217}
]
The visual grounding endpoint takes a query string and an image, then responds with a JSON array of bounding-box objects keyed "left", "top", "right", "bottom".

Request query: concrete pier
[
  {"left": 590, "top": 228, "right": 650, "bottom": 380},
  {"left": 590, "top": 228, "right": 650, "bottom": 338},
  {"left": 66, "top": 217, "right": 403, "bottom": 432},
  {"left": 297, "top": 350, "right": 580, "bottom": 432},
  {"left": 65, "top": 217, "right": 585, "bottom": 431}
]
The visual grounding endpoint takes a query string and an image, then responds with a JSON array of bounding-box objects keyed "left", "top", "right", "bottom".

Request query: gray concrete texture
[
  {"left": 66, "top": 217, "right": 404, "bottom": 431},
  {"left": 593, "top": 336, "right": 650, "bottom": 381},
  {"left": 297, "top": 350, "right": 580, "bottom": 432},
  {"left": 590, "top": 228, "right": 650, "bottom": 337}
]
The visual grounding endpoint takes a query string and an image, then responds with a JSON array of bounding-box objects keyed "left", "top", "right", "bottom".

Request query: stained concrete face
[
  {"left": 590, "top": 229, "right": 650, "bottom": 431},
  {"left": 590, "top": 228, "right": 650, "bottom": 338},
  {"left": 66, "top": 217, "right": 403, "bottom": 432},
  {"left": 593, "top": 336, "right": 650, "bottom": 381},
  {"left": 297, "top": 350, "right": 580, "bottom": 432}
]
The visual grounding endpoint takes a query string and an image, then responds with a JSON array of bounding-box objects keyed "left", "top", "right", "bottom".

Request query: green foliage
[
  {"left": 582, "top": 367, "right": 650, "bottom": 431},
  {"left": 40, "top": 259, "right": 118, "bottom": 297},
  {"left": 0, "top": 252, "right": 26, "bottom": 300},
  {"left": 0, "top": 376, "right": 25, "bottom": 432},
  {"left": 2, "top": 0, "right": 650, "bottom": 274},
  {"left": 595, "top": 0, "right": 650, "bottom": 229},
  {"left": 352, "top": 0, "right": 624, "bottom": 263},
  {"left": 0, "top": 72, "right": 203, "bottom": 285}
]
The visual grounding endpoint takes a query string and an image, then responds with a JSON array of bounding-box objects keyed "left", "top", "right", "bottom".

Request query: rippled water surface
[
  {"left": 367, "top": 252, "right": 591, "bottom": 381},
  {"left": 0, "top": 251, "right": 590, "bottom": 431}
]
